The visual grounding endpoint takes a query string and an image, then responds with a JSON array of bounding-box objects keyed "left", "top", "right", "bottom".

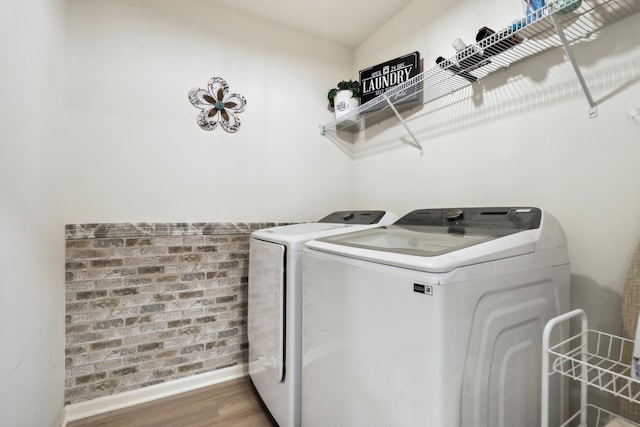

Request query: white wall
[
  {"left": 64, "top": 0, "right": 355, "bottom": 224},
  {"left": 352, "top": 0, "right": 640, "bottom": 333},
  {"left": 0, "top": 0, "right": 66, "bottom": 425}
]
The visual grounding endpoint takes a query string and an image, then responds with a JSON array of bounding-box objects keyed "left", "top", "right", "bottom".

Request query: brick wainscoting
[{"left": 64, "top": 222, "right": 283, "bottom": 404}]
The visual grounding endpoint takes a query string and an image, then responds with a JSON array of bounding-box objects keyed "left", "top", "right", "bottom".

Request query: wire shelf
[
  {"left": 561, "top": 404, "right": 640, "bottom": 427},
  {"left": 543, "top": 309, "right": 640, "bottom": 427},
  {"left": 320, "top": 0, "right": 640, "bottom": 135},
  {"left": 548, "top": 328, "right": 640, "bottom": 402}
]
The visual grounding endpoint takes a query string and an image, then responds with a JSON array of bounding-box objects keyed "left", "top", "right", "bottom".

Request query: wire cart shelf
[{"left": 543, "top": 309, "right": 640, "bottom": 427}]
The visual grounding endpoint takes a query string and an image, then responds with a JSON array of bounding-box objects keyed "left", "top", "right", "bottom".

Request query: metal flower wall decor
[{"left": 188, "top": 77, "right": 247, "bottom": 133}]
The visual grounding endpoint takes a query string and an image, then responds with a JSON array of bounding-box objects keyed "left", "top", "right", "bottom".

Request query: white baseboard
[{"left": 63, "top": 364, "right": 248, "bottom": 425}]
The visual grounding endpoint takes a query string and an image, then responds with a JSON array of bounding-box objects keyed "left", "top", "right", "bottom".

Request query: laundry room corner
[
  {"left": 4, "top": 0, "right": 640, "bottom": 424},
  {"left": 60, "top": 0, "right": 360, "bottom": 418}
]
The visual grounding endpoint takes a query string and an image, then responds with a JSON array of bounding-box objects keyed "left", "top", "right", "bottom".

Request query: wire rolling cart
[{"left": 542, "top": 309, "right": 640, "bottom": 426}]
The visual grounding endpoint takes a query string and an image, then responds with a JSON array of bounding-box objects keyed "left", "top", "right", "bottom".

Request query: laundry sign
[{"left": 359, "top": 51, "right": 421, "bottom": 110}]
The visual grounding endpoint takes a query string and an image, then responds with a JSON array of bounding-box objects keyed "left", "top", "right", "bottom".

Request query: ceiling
[{"left": 214, "top": 0, "right": 414, "bottom": 48}]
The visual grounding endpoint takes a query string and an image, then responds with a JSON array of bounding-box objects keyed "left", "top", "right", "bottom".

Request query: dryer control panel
[
  {"left": 318, "top": 210, "right": 388, "bottom": 225},
  {"left": 396, "top": 207, "right": 542, "bottom": 231}
]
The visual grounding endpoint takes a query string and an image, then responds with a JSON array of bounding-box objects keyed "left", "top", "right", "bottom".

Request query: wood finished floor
[{"left": 67, "top": 377, "right": 277, "bottom": 427}]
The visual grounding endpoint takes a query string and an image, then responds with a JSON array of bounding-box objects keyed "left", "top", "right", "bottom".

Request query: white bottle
[
  {"left": 632, "top": 313, "right": 640, "bottom": 380},
  {"left": 452, "top": 38, "right": 467, "bottom": 53}
]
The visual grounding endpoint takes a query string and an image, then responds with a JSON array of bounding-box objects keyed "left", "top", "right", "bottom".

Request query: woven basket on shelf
[{"left": 620, "top": 240, "right": 640, "bottom": 422}]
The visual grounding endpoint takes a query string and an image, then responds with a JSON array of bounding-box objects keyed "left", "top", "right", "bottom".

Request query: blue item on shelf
[{"left": 525, "top": 0, "right": 545, "bottom": 24}]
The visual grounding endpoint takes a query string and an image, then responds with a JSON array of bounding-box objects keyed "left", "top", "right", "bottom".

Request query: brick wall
[{"left": 64, "top": 222, "right": 282, "bottom": 405}]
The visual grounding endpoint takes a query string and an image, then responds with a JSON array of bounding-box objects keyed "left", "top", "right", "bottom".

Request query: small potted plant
[{"left": 327, "top": 79, "right": 361, "bottom": 120}]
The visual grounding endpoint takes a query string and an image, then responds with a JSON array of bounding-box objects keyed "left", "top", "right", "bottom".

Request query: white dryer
[
  {"left": 248, "top": 210, "right": 397, "bottom": 427},
  {"left": 301, "top": 207, "right": 570, "bottom": 427}
]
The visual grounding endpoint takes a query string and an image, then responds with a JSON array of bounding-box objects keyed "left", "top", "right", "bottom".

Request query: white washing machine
[
  {"left": 248, "top": 210, "right": 397, "bottom": 427},
  {"left": 301, "top": 207, "right": 570, "bottom": 427}
]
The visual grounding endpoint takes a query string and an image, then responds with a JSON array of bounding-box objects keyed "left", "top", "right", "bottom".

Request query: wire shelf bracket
[
  {"left": 551, "top": 14, "right": 598, "bottom": 118},
  {"left": 383, "top": 94, "right": 424, "bottom": 156}
]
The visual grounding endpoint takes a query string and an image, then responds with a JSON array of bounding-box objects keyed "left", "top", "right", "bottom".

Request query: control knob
[{"left": 446, "top": 209, "right": 464, "bottom": 221}]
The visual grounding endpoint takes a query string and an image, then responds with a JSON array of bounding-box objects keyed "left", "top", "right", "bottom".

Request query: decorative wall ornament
[{"left": 188, "top": 77, "right": 247, "bottom": 133}]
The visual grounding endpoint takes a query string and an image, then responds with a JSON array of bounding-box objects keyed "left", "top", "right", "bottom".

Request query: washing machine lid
[
  {"left": 251, "top": 211, "right": 398, "bottom": 251},
  {"left": 307, "top": 207, "right": 549, "bottom": 273}
]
